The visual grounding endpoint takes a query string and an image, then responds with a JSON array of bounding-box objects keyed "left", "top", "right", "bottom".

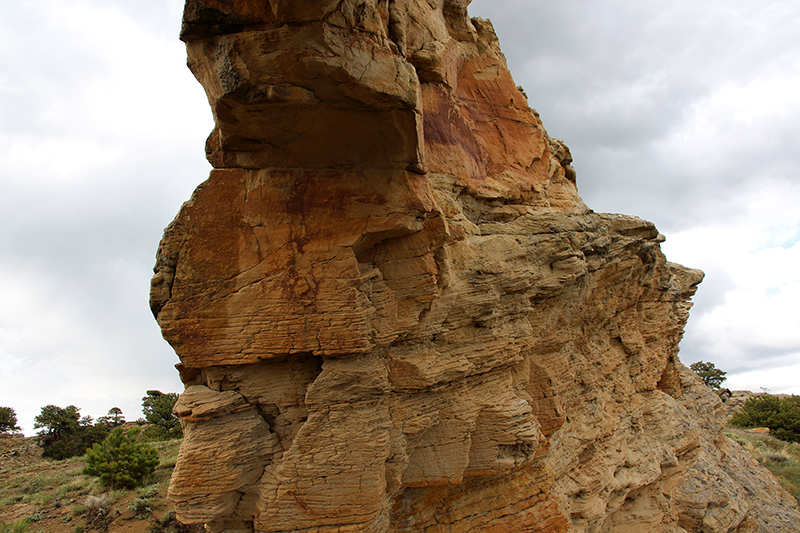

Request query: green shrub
[
  {"left": 83, "top": 427, "right": 159, "bottom": 489},
  {"left": 141, "top": 425, "right": 173, "bottom": 442},
  {"left": 729, "top": 394, "right": 800, "bottom": 443},
  {"left": 127, "top": 497, "right": 153, "bottom": 519},
  {"left": 126, "top": 484, "right": 160, "bottom": 519},
  {"left": 139, "top": 484, "right": 159, "bottom": 499}
]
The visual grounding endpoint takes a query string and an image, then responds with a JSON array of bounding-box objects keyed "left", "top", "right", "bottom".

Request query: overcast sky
[{"left": 1, "top": 0, "right": 798, "bottom": 435}]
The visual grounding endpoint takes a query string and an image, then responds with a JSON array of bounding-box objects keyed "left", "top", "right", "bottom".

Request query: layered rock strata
[{"left": 151, "top": 1, "right": 800, "bottom": 531}]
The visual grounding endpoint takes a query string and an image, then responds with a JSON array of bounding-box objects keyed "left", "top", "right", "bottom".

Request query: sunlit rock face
[{"left": 151, "top": 1, "right": 800, "bottom": 531}]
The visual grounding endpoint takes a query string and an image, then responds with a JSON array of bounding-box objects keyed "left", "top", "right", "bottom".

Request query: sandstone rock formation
[{"left": 151, "top": 1, "right": 800, "bottom": 531}]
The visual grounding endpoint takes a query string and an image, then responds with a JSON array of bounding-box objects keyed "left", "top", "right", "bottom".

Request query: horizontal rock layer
[{"left": 151, "top": 1, "right": 800, "bottom": 531}]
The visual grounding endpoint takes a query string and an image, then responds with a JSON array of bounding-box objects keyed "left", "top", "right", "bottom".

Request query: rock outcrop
[
  {"left": 151, "top": 1, "right": 800, "bottom": 531},
  {"left": 722, "top": 390, "right": 756, "bottom": 420}
]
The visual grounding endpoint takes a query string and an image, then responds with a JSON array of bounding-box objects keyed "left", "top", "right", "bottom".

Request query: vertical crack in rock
[{"left": 153, "top": 1, "right": 800, "bottom": 532}]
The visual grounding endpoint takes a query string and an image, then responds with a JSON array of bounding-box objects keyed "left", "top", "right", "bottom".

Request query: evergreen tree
[
  {"left": 97, "top": 407, "right": 125, "bottom": 427},
  {"left": 0, "top": 406, "right": 21, "bottom": 434},
  {"left": 34, "top": 405, "right": 82, "bottom": 459},
  {"left": 690, "top": 361, "right": 727, "bottom": 390},
  {"left": 33, "top": 405, "right": 109, "bottom": 459},
  {"left": 142, "top": 391, "right": 182, "bottom": 440},
  {"left": 83, "top": 427, "right": 160, "bottom": 489},
  {"left": 108, "top": 407, "right": 125, "bottom": 425}
]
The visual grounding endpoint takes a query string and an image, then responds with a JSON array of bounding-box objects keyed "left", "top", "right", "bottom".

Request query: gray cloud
[
  {"left": 472, "top": 0, "right": 800, "bottom": 392},
  {"left": 472, "top": 0, "right": 800, "bottom": 230}
]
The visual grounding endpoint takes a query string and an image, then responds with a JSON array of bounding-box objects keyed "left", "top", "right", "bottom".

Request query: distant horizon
[{"left": 1, "top": 361, "right": 791, "bottom": 440}]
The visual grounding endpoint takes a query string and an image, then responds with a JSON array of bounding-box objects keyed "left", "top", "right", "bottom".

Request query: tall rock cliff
[{"left": 151, "top": 1, "right": 800, "bottom": 531}]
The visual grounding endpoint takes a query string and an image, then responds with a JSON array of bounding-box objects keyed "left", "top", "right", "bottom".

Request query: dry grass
[{"left": 724, "top": 427, "right": 800, "bottom": 503}]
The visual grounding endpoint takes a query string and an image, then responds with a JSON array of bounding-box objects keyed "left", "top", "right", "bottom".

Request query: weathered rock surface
[{"left": 151, "top": 1, "right": 800, "bottom": 531}]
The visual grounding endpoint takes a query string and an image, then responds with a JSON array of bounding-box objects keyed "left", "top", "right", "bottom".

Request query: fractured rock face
[{"left": 151, "top": 1, "right": 800, "bottom": 532}]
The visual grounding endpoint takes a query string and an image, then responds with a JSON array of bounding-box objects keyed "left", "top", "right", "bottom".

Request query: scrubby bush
[
  {"left": 127, "top": 497, "right": 153, "bottom": 519},
  {"left": 79, "top": 495, "right": 118, "bottom": 531},
  {"left": 729, "top": 394, "right": 800, "bottom": 443},
  {"left": 83, "top": 427, "right": 159, "bottom": 489}
]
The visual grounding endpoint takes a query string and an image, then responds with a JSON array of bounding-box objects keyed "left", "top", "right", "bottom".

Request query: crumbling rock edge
[{"left": 151, "top": 1, "right": 800, "bottom": 531}]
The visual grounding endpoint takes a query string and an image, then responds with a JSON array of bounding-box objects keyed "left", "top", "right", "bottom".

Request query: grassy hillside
[
  {"left": 724, "top": 427, "right": 800, "bottom": 504},
  {"left": 0, "top": 435, "right": 199, "bottom": 533}
]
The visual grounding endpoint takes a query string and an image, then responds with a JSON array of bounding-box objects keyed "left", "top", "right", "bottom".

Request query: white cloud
[
  {"left": 725, "top": 361, "right": 800, "bottom": 396},
  {"left": 662, "top": 184, "right": 800, "bottom": 387},
  {"left": 0, "top": 0, "right": 208, "bottom": 434}
]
